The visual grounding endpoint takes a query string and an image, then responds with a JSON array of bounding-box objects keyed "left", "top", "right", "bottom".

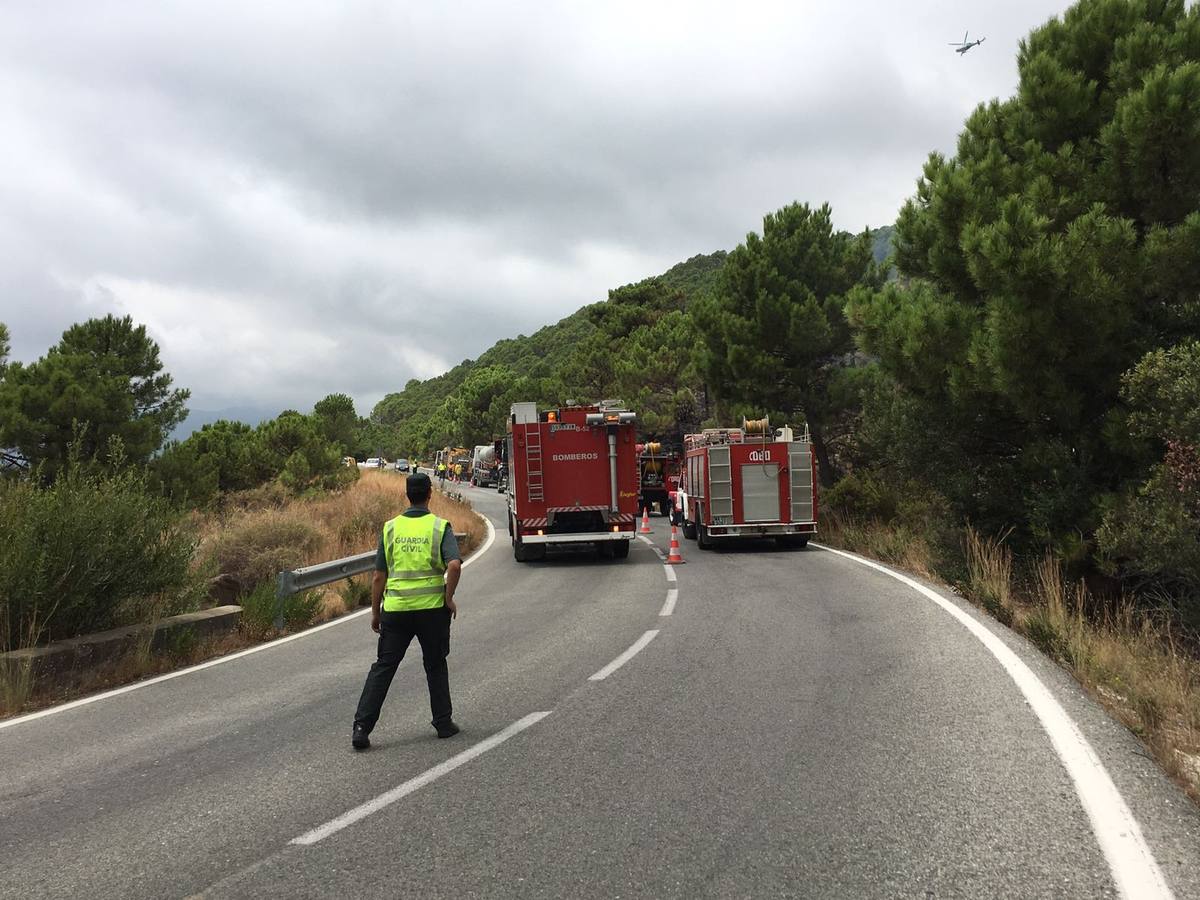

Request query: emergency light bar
[{"left": 586, "top": 411, "right": 636, "bottom": 425}]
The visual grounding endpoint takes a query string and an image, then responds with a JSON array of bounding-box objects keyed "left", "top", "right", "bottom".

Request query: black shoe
[
  {"left": 352, "top": 724, "right": 370, "bottom": 751},
  {"left": 435, "top": 720, "right": 460, "bottom": 739}
]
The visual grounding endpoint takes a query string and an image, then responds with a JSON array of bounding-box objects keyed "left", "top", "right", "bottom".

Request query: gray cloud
[{"left": 0, "top": 0, "right": 1074, "bottom": 416}]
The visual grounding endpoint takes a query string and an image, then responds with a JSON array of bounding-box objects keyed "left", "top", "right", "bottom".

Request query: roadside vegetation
[{"left": 0, "top": 466, "right": 486, "bottom": 717}]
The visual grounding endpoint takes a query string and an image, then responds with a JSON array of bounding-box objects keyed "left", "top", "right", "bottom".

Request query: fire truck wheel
[
  {"left": 682, "top": 520, "right": 697, "bottom": 541},
  {"left": 514, "top": 539, "right": 545, "bottom": 563},
  {"left": 697, "top": 522, "right": 714, "bottom": 551},
  {"left": 612, "top": 539, "right": 630, "bottom": 559},
  {"left": 597, "top": 541, "right": 614, "bottom": 559}
]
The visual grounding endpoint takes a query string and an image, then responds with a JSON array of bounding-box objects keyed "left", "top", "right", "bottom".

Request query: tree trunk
[{"left": 810, "top": 427, "right": 836, "bottom": 489}]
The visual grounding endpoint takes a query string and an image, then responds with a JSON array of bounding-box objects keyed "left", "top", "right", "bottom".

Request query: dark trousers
[{"left": 354, "top": 606, "right": 452, "bottom": 733}]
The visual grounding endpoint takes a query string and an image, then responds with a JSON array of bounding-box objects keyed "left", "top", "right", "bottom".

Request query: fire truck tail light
[
  {"left": 612, "top": 525, "right": 619, "bottom": 532},
  {"left": 537, "top": 529, "right": 544, "bottom": 536}
]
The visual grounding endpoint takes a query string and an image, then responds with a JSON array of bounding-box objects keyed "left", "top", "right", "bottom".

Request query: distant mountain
[
  {"left": 171, "top": 405, "right": 277, "bottom": 440},
  {"left": 870, "top": 225, "right": 895, "bottom": 265}
]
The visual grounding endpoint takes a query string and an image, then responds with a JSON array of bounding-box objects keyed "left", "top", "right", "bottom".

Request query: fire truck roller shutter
[{"left": 742, "top": 463, "right": 781, "bottom": 523}]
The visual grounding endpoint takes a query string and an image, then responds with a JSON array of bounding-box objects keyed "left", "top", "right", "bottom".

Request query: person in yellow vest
[{"left": 352, "top": 472, "right": 462, "bottom": 750}]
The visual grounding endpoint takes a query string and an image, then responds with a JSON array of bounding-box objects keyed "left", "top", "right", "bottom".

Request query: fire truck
[
  {"left": 675, "top": 417, "right": 817, "bottom": 549},
  {"left": 637, "top": 441, "right": 681, "bottom": 517},
  {"left": 506, "top": 400, "right": 640, "bottom": 562}
]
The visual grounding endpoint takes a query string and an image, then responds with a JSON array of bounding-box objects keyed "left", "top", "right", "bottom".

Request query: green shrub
[
  {"left": 823, "top": 471, "right": 898, "bottom": 521},
  {"left": 0, "top": 458, "right": 202, "bottom": 649},
  {"left": 204, "top": 510, "right": 322, "bottom": 593},
  {"left": 238, "top": 582, "right": 321, "bottom": 639}
]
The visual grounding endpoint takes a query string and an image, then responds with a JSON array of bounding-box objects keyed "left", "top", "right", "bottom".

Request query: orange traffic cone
[
  {"left": 639, "top": 508, "right": 653, "bottom": 534},
  {"left": 666, "top": 523, "right": 685, "bottom": 564}
]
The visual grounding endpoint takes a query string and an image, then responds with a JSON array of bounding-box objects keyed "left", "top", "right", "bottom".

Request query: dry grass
[
  {"left": 964, "top": 527, "right": 1016, "bottom": 626},
  {"left": 820, "top": 510, "right": 938, "bottom": 579},
  {"left": 825, "top": 514, "right": 1200, "bottom": 802},
  {"left": 195, "top": 469, "right": 487, "bottom": 615}
]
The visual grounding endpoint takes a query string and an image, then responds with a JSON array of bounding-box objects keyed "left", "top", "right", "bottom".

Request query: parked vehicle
[
  {"left": 393, "top": 458, "right": 411, "bottom": 473},
  {"left": 470, "top": 444, "right": 498, "bottom": 486},
  {"left": 675, "top": 418, "right": 817, "bottom": 549},
  {"left": 505, "top": 400, "right": 639, "bottom": 561},
  {"left": 359, "top": 457, "right": 386, "bottom": 469}
]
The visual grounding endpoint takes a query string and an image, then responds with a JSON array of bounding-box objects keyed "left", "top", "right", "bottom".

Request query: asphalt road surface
[{"left": 3, "top": 481, "right": 1200, "bottom": 899}]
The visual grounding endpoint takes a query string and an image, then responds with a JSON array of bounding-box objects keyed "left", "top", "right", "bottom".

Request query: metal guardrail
[
  {"left": 274, "top": 531, "right": 469, "bottom": 629},
  {"left": 274, "top": 552, "right": 376, "bottom": 629}
]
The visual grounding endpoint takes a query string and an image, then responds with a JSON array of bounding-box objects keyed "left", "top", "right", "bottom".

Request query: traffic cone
[
  {"left": 639, "top": 508, "right": 653, "bottom": 534},
  {"left": 666, "top": 523, "right": 685, "bottom": 564}
]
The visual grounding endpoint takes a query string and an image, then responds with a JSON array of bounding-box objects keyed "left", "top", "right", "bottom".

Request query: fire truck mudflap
[{"left": 506, "top": 401, "right": 641, "bottom": 562}]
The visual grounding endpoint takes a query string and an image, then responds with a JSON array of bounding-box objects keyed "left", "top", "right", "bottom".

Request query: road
[{"left": 2, "top": 482, "right": 1200, "bottom": 898}]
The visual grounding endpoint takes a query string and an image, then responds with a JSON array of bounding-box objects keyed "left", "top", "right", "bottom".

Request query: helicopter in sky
[{"left": 949, "top": 31, "right": 986, "bottom": 54}]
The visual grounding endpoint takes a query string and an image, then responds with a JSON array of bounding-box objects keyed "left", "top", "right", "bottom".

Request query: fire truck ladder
[
  {"left": 708, "top": 445, "right": 733, "bottom": 521},
  {"left": 525, "top": 428, "right": 544, "bottom": 503}
]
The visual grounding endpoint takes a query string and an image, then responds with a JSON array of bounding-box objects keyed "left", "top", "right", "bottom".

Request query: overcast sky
[{"left": 1, "top": 0, "right": 1075, "bottom": 422}]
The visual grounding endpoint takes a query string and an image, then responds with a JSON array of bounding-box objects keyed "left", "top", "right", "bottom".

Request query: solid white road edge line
[
  {"left": 659, "top": 588, "right": 679, "bottom": 617},
  {"left": 0, "top": 515, "right": 499, "bottom": 732},
  {"left": 664, "top": 566, "right": 677, "bottom": 582},
  {"left": 589, "top": 630, "right": 660, "bottom": 681},
  {"left": 813, "top": 542, "right": 1174, "bottom": 900},
  {"left": 291, "top": 711, "right": 551, "bottom": 846},
  {"left": 637, "top": 535, "right": 654, "bottom": 545}
]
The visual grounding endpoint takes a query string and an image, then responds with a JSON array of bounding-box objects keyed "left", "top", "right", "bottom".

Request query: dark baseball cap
[{"left": 406, "top": 472, "right": 432, "bottom": 493}]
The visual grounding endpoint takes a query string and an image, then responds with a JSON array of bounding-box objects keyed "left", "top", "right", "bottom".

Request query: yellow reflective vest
[{"left": 382, "top": 513, "right": 449, "bottom": 612}]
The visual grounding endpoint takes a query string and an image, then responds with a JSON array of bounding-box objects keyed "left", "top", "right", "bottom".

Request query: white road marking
[
  {"left": 0, "top": 516, "right": 499, "bottom": 731},
  {"left": 664, "top": 566, "right": 677, "bottom": 583},
  {"left": 291, "top": 710, "right": 551, "bottom": 846},
  {"left": 588, "top": 630, "right": 660, "bottom": 681},
  {"left": 659, "top": 588, "right": 678, "bottom": 617},
  {"left": 813, "top": 543, "right": 1174, "bottom": 900},
  {"left": 637, "top": 535, "right": 654, "bottom": 545}
]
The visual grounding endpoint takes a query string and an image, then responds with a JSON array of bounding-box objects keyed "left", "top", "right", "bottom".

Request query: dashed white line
[
  {"left": 588, "top": 630, "right": 660, "bottom": 681},
  {"left": 291, "top": 710, "right": 551, "bottom": 846},
  {"left": 814, "top": 542, "right": 1174, "bottom": 900},
  {"left": 659, "top": 588, "right": 678, "bottom": 617}
]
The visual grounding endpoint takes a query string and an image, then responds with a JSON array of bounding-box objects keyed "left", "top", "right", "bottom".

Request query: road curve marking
[
  {"left": 588, "top": 630, "right": 660, "bottom": 681},
  {"left": 291, "top": 710, "right": 551, "bottom": 846},
  {"left": 0, "top": 516, "right": 499, "bottom": 732},
  {"left": 813, "top": 543, "right": 1174, "bottom": 900},
  {"left": 659, "top": 588, "right": 679, "bottom": 617}
]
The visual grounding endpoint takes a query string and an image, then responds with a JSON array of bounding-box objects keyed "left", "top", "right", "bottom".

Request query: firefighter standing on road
[{"left": 352, "top": 472, "right": 462, "bottom": 750}]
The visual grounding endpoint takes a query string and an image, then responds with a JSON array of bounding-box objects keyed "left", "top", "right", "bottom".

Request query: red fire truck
[
  {"left": 675, "top": 418, "right": 817, "bottom": 549},
  {"left": 637, "top": 441, "right": 682, "bottom": 517},
  {"left": 506, "top": 401, "right": 641, "bottom": 562}
]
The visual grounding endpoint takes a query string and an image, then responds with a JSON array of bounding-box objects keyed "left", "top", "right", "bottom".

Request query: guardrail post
[{"left": 274, "top": 570, "right": 295, "bottom": 631}]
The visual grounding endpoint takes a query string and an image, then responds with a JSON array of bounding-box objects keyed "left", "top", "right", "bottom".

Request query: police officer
[{"left": 352, "top": 472, "right": 461, "bottom": 750}]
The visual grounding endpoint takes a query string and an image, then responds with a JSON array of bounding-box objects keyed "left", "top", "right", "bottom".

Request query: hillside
[{"left": 371, "top": 251, "right": 727, "bottom": 449}]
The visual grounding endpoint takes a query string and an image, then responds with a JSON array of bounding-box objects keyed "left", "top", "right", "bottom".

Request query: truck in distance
[
  {"left": 505, "top": 400, "right": 640, "bottom": 562},
  {"left": 637, "top": 441, "right": 681, "bottom": 517},
  {"left": 675, "top": 417, "right": 817, "bottom": 549},
  {"left": 470, "top": 444, "right": 498, "bottom": 487}
]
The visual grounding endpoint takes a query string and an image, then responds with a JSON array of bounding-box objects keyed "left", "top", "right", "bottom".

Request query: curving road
[{"left": 2, "top": 482, "right": 1199, "bottom": 898}]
